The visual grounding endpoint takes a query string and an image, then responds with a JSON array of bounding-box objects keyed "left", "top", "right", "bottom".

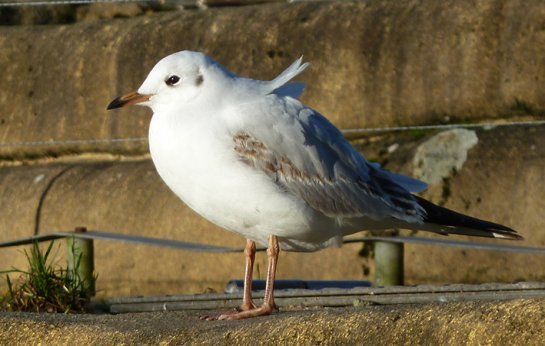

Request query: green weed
[{"left": 0, "top": 240, "right": 92, "bottom": 313}]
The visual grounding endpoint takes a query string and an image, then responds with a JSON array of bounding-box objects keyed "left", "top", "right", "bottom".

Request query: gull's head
[{"left": 107, "top": 51, "right": 229, "bottom": 112}]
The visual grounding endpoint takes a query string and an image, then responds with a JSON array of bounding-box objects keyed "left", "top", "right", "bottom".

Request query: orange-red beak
[{"left": 107, "top": 91, "right": 151, "bottom": 110}]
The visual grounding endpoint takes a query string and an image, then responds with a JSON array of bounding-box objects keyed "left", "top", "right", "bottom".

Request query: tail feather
[{"left": 414, "top": 196, "right": 523, "bottom": 240}]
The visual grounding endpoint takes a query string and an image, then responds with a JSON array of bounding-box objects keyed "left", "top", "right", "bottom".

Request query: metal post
[
  {"left": 374, "top": 240, "right": 404, "bottom": 286},
  {"left": 66, "top": 227, "right": 95, "bottom": 297}
]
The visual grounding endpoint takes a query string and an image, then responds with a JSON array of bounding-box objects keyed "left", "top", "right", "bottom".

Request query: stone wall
[{"left": 2, "top": 0, "right": 545, "bottom": 159}]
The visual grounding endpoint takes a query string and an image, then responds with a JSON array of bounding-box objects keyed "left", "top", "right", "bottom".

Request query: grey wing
[{"left": 232, "top": 98, "right": 426, "bottom": 223}]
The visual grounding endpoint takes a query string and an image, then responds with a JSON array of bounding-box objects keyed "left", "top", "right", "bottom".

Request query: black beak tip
[{"left": 107, "top": 97, "right": 124, "bottom": 110}]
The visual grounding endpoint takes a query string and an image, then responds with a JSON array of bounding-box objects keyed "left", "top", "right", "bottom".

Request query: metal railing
[
  {"left": 2, "top": 227, "right": 545, "bottom": 297},
  {"left": 1, "top": 119, "right": 544, "bottom": 149}
]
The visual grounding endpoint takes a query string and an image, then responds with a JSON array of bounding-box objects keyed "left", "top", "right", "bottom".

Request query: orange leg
[
  {"left": 218, "top": 235, "right": 279, "bottom": 320},
  {"left": 200, "top": 239, "right": 257, "bottom": 320},
  {"left": 240, "top": 239, "right": 257, "bottom": 311}
]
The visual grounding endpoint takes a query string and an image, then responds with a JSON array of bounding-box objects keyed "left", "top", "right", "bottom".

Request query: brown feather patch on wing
[
  {"left": 232, "top": 131, "right": 423, "bottom": 221},
  {"left": 233, "top": 132, "right": 324, "bottom": 184}
]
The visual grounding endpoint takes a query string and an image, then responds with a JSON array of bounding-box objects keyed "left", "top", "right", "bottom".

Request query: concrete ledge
[
  {"left": 1, "top": 298, "right": 544, "bottom": 344},
  {"left": 3, "top": 0, "right": 545, "bottom": 158}
]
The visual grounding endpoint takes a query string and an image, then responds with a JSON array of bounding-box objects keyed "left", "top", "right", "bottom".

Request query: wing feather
[{"left": 230, "top": 96, "right": 426, "bottom": 223}]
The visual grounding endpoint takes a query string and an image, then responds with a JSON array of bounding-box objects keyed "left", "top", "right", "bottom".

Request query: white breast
[{"left": 148, "top": 109, "right": 340, "bottom": 249}]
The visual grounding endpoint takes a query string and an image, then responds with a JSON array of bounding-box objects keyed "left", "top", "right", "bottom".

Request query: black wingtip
[{"left": 414, "top": 195, "right": 522, "bottom": 241}]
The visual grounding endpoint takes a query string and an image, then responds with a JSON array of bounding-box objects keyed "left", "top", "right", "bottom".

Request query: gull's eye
[{"left": 165, "top": 75, "right": 181, "bottom": 86}]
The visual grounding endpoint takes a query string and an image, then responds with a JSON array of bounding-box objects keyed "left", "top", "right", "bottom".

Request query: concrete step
[{"left": 1, "top": 297, "right": 544, "bottom": 344}]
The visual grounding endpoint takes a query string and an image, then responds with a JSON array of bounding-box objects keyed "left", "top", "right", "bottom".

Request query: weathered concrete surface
[
  {"left": 403, "top": 125, "right": 545, "bottom": 284},
  {"left": 1, "top": 299, "right": 544, "bottom": 345},
  {"left": 1, "top": 125, "right": 543, "bottom": 296},
  {"left": 2, "top": 0, "right": 545, "bottom": 299},
  {"left": 1, "top": 2, "right": 161, "bottom": 25},
  {"left": 2, "top": 0, "right": 545, "bottom": 158}
]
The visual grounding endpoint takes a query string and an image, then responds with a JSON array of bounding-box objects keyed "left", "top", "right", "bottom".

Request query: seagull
[{"left": 107, "top": 51, "right": 521, "bottom": 320}]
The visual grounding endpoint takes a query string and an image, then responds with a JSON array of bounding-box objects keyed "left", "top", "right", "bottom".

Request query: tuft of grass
[{"left": 0, "top": 240, "right": 92, "bottom": 313}]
